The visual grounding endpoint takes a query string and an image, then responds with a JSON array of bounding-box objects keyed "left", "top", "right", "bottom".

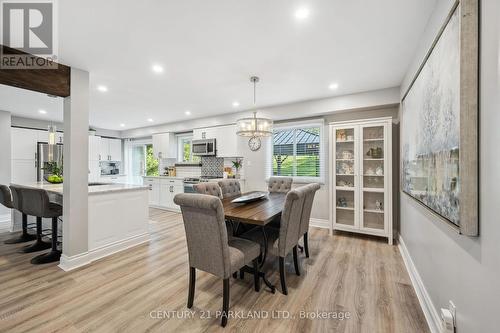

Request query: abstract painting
[{"left": 401, "top": 6, "right": 460, "bottom": 225}]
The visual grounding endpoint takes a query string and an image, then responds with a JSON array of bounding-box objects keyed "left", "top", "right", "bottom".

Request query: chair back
[
  {"left": 9, "top": 185, "right": 57, "bottom": 218},
  {"left": 218, "top": 179, "right": 241, "bottom": 198},
  {"left": 268, "top": 176, "right": 293, "bottom": 193},
  {"left": 173, "top": 193, "right": 231, "bottom": 279},
  {"left": 0, "top": 185, "right": 14, "bottom": 209},
  {"left": 277, "top": 186, "right": 306, "bottom": 257},
  {"left": 193, "top": 182, "right": 223, "bottom": 199},
  {"left": 299, "top": 183, "right": 321, "bottom": 237}
]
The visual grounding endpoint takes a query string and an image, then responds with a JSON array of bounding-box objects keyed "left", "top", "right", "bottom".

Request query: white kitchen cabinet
[
  {"left": 192, "top": 125, "right": 241, "bottom": 157},
  {"left": 99, "top": 137, "right": 122, "bottom": 161},
  {"left": 11, "top": 127, "right": 39, "bottom": 160},
  {"left": 11, "top": 159, "right": 37, "bottom": 183},
  {"left": 330, "top": 117, "right": 393, "bottom": 244},
  {"left": 143, "top": 178, "right": 160, "bottom": 206},
  {"left": 88, "top": 160, "right": 101, "bottom": 183},
  {"left": 89, "top": 136, "right": 101, "bottom": 161},
  {"left": 101, "top": 175, "right": 128, "bottom": 184},
  {"left": 152, "top": 133, "right": 177, "bottom": 159}
]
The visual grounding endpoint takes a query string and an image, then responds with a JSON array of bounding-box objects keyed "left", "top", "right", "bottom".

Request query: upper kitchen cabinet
[
  {"left": 100, "top": 137, "right": 122, "bottom": 161},
  {"left": 152, "top": 133, "right": 176, "bottom": 159},
  {"left": 88, "top": 135, "right": 101, "bottom": 161},
  {"left": 11, "top": 127, "right": 39, "bottom": 160},
  {"left": 193, "top": 125, "right": 241, "bottom": 157}
]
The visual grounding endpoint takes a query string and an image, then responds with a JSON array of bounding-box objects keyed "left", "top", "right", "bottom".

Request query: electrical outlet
[{"left": 449, "top": 301, "right": 456, "bottom": 326}]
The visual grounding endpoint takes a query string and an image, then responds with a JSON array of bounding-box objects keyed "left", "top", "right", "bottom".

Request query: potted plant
[
  {"left": 232, "top": 159, "right": 242, "bottom": 179},
  {"left": 43, "top": 162, "right": 64, "bottom": 184}
]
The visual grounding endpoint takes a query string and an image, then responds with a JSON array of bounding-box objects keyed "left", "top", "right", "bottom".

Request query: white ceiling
[{"left": 1, "top": 0, "right": 436, "bottom": 130}]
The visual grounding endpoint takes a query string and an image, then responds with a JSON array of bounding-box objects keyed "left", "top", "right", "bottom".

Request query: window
[
  {"left": 271, "top": 123, "right": 323, "bottom": 182},
  {"left": 146, "top": 144, "right": 159, "bottom": 176},
  {"left": 177, "top": 135, "right": 200, "bottom": 163}
]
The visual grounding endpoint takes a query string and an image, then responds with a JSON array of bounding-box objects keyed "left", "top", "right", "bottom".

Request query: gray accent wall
[{"left": 399, "top": 0, "right": 500, "bottom": 332}]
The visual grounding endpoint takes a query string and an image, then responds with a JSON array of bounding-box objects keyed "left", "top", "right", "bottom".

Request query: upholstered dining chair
[
  {"left": 173, "top": 193, "right": 262, "bottom": 327},
  {"left": 298, "top": 183, "right": 321, "bottom": 258},
  {"left": 267, "top": 176, "right": 293, "bottom": 193},
  {"left": 217, "top": 179, "right": 241, "bottom": 198},
  {"left": 1, "top": 185, "right": 36, "bottom": 244},
  {"left": 241, "top": 186, "right": 306, "bottom": 295},
  {"left": 193, "top": 182, "right": 223, "bottom": 199}
]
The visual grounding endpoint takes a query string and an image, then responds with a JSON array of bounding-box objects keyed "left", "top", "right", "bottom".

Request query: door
[
  {"left": 333, "top": 125, "right": 359, "bottom": 229},
  {"left": 360, "top": 123, "right": 386, "bottom": 232},
  {"left": 131, "top": 145, "right": 146, "bottom": 185}
]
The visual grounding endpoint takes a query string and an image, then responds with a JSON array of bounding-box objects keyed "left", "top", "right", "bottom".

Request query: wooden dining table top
[{"left": 221, "top": 191, "right": 287, "bottom": 226}]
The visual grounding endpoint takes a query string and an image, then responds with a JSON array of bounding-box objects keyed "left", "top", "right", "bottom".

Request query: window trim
[{"left": 268, "top": 119, "right": 325, "bottom": 184}]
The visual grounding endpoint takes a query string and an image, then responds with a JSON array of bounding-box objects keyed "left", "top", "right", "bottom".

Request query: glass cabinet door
[
  {"left": 334, "top": 126, "right": 357, "bottom": 227},
  {"left": 360, "top": 125, "right": 385, "bottom": 230}
]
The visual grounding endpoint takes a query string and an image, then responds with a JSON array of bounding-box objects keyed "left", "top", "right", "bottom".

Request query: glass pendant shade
[
  {"left": 236, "top": 112, "right": 273, "bottom": 137},
  {"left": 48, "top": 124, "right": 57, "bottom": 145}
]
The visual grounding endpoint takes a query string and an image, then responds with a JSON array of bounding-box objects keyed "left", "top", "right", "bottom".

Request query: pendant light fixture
[
  {"left": 47, "top": 124, "right": 56, "bottom": 162},
  {"left": 236, "top": 76, "right": 273, "bottom": 138}
]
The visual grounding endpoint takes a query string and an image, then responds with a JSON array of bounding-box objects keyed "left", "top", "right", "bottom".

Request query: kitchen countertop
[
  {"left": 11, "top": 182, "right": 149, "bottom": 196},
  {"left": 100, "top": 174, "right": 127, "bottom": 177},
  {"left": 142, "top": 176, "right": 185, "bottom": 180}
]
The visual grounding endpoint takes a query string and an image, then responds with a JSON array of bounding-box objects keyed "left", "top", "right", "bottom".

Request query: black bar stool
[
  {"left": 1, "top": 185, "right": 36, "bottom": 244},
  {"left": 10, "top": 185, "right": 53, "bottom": 255}
]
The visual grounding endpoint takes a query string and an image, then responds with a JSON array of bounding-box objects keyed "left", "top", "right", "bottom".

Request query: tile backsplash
[{"left": 201, "top": 156, "right": 224, "bottom": 177}]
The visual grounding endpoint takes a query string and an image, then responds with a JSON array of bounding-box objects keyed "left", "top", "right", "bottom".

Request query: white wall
[
  {"left": 0, "top": 111, "right": 12, "bottom": 220},
  {"left": 399, "top": 1, "right": 500, "bottom": 332}
]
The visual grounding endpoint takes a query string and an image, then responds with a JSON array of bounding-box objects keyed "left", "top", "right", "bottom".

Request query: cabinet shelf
[
  {"left": 336, "top": 206, "right": 355, "bottom": 211},
  {"left": 336, "top": 159, "right": 354, "bottom": 161},
  {"left": 364, "top": 138, "right": 384, "bottom": 142},
  {"left": 363, "top": 174, "right": 384, "bottom": 177},
  {"left": 363, "top": 187, "right": 384, "bottom": 193},
  {"left": 336, "top": 186, "right": 355, "bottom": 191},
  {"left": 336, "top": 140, "right": 355, "bottom": 143},
  {"left": 336, "top": 173, "right": 355, "bottom": 176},
  {"left": 364, "top": 209, "right": 384, "bottom": 214},
  {"left": 364, "top": 158, "right": 384, "bottom": 161}
]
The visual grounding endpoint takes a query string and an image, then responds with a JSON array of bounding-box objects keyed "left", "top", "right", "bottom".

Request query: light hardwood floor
[{"left": 0, "top": 208, "right": 429, "bottom": 333}]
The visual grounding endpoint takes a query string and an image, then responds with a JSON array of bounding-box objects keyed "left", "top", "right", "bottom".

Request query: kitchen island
[{"left": 10, "top": 182, "right": 150, "bottom": 271}]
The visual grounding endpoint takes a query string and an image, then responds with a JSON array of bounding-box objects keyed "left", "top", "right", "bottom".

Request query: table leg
[
  {"left": 259, "top": 226, "right": 268, "bottom": 269},
  {"left": 240, "top": 265, "right": 276, "bottom": 293}
]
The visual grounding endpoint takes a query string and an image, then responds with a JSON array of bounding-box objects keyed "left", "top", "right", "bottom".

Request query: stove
[{"left": 183, "top": 176, "right": 222, "bottom": 193}]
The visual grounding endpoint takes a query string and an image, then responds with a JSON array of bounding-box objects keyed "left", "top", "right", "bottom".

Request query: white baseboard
[
  {"left": 398, "top": 235, "right": 441, "bottom": 333},
  {"left": 310, "top": 218, "right": 330, "bottom": 229},
  {"left": 59, "top": 232, "right": 150, "bottom": 271}
]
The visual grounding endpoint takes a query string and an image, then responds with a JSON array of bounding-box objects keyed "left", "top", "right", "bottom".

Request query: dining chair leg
[
  {"left": 293, "top": 246, "right": 300, "bottom": 276},
  {"left": 252, "top": 259, "right": 260, "bottom": 292},
  {"left": 221, "top": 278, "right": 230, "bottom": 327},
  {"left": 304, "top": 232, "right": 310, "bottom": 258},
  {"left": 239, "top": 269, "right": 244, "bottom": 279},
  {"left": 187, "top": 267, "right": 196, "bottom": 308},
  {"left": 279, "top": 257, "right": 288, "bottom": 295},
  {"left": 232, "top": 272, "right": 237, "bottom": 279}
]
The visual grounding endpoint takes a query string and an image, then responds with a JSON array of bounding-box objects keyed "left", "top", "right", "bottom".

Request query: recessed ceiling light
[
  {"left": 294, "top": 6, "right": 310, "bottom": 21},
  {"left": 97, "top": 85, "right": 108, "bottom": 92},
  {"left": 38, "top": 109, "right": 47, "bottom": 114},
  {"left": 147, "top": 118, "right": 154, "bottom": 122},
  {"left": 120, "top": 123, "right": 125, "bottom": 127},
  {"left": 185, "top": 110, "right": 191, "bottom": 116},
  {"left": 232, "top": 101, "right": 240, "bottom": 107},
  {"left": 152, "top": 64, "right": 164, "bottom": 73},
  {"left": 329, "top": 83, "right": 339, "bottom": 90}
]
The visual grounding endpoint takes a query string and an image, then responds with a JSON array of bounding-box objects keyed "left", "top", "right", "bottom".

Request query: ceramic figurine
[
  {"left": 376, "top": 166, "right": 384, "bottom": 176},
  {"left": 375, "top": 200, "right": 383, "bottom": 211}
]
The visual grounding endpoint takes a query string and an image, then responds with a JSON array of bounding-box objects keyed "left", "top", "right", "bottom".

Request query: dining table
[{"left": 221, "top": 191, "right": 287, "bottom": 293}]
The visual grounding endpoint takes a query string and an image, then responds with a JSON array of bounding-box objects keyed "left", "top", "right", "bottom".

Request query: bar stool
[
  {"left": 1, "top": 185, "right": 36, "bottom": 244},
  {"left": 10, "top": 185, "right": 53, "bottom": 255}
]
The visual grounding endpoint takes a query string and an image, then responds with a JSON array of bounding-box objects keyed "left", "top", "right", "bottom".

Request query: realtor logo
[{"left": 1, "top": 0, "right": 58, "bottom": 69}]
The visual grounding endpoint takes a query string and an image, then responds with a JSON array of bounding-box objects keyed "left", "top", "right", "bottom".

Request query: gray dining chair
[
  {"left": 193, "top": 182, "right": 234, "bottom": 238},
  {"left": 218, "top": 179, "right": 241, "bottom": 198},
  {"left": 268, "top": 176, "right": 293, "bottom": 193},
  {"left": 192, "top": 182, "right": 223, "bottom": 199},
  {"left": 1, "top": 185, "right": 36, "bottom": 244},
  {"left": 298, "top": 183, "right": 321, "bottom": 258},
  {"left": 241, "top": 186, "right": 306, "bottom": 295},
  {"left": 173, "top": 193, "right": 262, "bottom": 327}
]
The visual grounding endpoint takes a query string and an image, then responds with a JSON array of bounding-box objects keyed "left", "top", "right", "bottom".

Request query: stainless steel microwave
[{"left": 192, "top": 139, "right": 216, "bottom": 156}]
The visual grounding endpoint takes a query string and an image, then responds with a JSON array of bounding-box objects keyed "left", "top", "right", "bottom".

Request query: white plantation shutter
[{"left": 267, "top": 119, "right": 325, "bottom": 183}]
